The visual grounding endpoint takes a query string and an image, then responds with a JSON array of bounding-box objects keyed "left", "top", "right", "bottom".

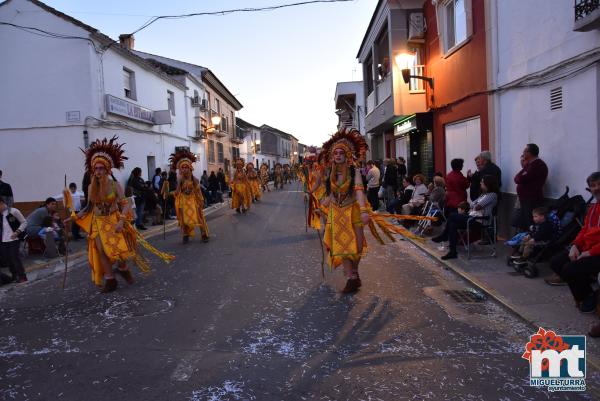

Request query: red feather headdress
[
  {"left": 82, "top": 136, "right": 127, "bottom": 172},
  {"left": 321, "top": 128, "right": 368, "bottom": 166}
]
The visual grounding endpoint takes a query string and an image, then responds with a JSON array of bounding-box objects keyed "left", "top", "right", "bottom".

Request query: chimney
[{"left": 119, "top": 34, "right": 135, "bottom": 50}]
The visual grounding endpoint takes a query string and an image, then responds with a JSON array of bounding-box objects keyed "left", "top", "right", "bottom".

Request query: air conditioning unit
[
  {"left": 408, "top": 12, "right": 425, "bottom": 40},
  {"left": 191, "top": 96, "right": 200, "bottom": 107}
]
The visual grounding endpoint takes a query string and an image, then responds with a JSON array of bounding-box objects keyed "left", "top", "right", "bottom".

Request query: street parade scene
[{"left": 2, "top": 0, "right": 600, "bottom": 400}]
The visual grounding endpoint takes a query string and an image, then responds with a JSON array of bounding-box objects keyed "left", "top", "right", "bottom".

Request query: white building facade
[
  {"left": 0, "top": 0, "right": 203, "bottom": 202},
  {"left": 488, "top": 0, "right": 600, "bottom": 199}
]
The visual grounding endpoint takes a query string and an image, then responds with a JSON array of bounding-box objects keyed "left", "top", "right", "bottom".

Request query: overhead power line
[{"left": 129, "top": 0, "right": 354, "bottom": 35}]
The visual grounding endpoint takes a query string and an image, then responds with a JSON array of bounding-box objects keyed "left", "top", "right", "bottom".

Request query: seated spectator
[
  {"left": 401, "top": 174, "right": 428, "bottom": 216},
  {"left": 546, "top": 172, "right": 600, "bottom": 326},
  {"left": 511, "top": 207, "right": 554, "bottom": 268},
  {"left": 432, "top": 175, "right": 499, "bottom": 260},
  {"left": 386, "top": 176, "right": 414, "bottom": 214},
  {"left": 445, "top": 158, "right": 470, "bottom": 215},
  {"left": 38, "top": 214, "right": 66, "bottom": 256},
  {"left": 25, "top": 197, "right": 58, "bottom": 238},
  {"left": 143, "top": 186, "right": 163, "bottom": 226},
  {"left": 429, "top": 176, "right": 446, "bottom": 208}
]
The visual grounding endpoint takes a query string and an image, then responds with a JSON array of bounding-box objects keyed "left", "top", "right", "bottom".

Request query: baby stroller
[{"left": 507, "top": 186, "right": 591, "bottom": 278}]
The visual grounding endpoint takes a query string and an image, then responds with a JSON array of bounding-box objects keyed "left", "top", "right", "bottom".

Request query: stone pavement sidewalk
[
  {"left": 0, "top": 202, "right": 227, "bottom": 289},
  {"left": 404, "top": 224, "right": 600, "bottom": 367}
]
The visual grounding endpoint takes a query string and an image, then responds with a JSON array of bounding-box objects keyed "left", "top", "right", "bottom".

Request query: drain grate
[{"left": 444, "top": 289, "right": 486, "bottom": 303}]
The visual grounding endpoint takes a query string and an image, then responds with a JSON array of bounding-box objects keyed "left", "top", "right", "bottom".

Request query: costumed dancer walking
[
  {"left": 259, "top": 163, "right": 270, "bottom": 192},
  {"left": 274, "top": 163, "right": 284, "bottom": 190},
  {"left": 317, "top": 129, "right": 371, "bottom": 293},
  {"left": 169, "top": 149, "right": 210, "bottom": 244},
  {"left": 246, "top": 163, "right": 262, "bottom": 202},
  {"left": 283, "top": 164, "right": 291, "bottom": 184},
  {"left": 71, "top": 137, "right": 174, "bottom": 293},
  {"left": 231, "top": 159, "right": 252, "bottom": 213},
  {"left": 317, "top": 129, "right": 438, "bottom": 293}
]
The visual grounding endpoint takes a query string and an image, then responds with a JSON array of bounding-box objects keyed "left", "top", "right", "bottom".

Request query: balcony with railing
[
  {"left": 408, "top": 65, "right": 426, "bottom": 93},
  {"left": 574, "top": 0, "right": 600, "bottom": 31},
  {"left": 376, "top": 74, "right": 392, "bottom": 105},
  {"left": 366, "top": 91, "right": 376, "bottom": 115}
]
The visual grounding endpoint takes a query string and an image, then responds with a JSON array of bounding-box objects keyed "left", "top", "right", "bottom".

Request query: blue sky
[{"left": 43, "top": 0, "right": 376, "bottom": 145}]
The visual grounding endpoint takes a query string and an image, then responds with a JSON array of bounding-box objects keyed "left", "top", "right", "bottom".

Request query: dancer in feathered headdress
[
  {"left": 230, "top": 158, "right": 252, "bottom": 213},
  {"left": 245, "top": 162, "right": 261, "bottom": 202},
  {"left": 169, "top": 149, "right": 209, "bottom": 244},
  {"left": 273, "top": 163, "right": 284, "bottom": 190},
  {"left": 318, "top": 128, "right": 435, "bottom": 293},
  {"left": 259, "top": 163, "right": 270, "bottom": 192},
  {"left": 72, "top": 136, "right": 174, "bottom": 293}
]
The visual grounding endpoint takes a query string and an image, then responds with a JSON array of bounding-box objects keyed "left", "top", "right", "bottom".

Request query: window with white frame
[
  {"left": 208, "top": 140, "right": 215, "bottom": 163},
  {"left": 217, "top": 142, "right": 224, "bottom": 163},
  {"left": 439, "top": 0, "right": 469, "bottom": 54},
  {"left": 167, "top": 90, "right": 175, "bottom": 116},
  {"left": 123, "top": 67, "right": 136, "bottom": 100}
]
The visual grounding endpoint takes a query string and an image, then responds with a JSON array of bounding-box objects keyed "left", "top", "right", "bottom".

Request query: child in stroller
[
  {"left": 506, "top": 187, "right": 590, "bottom": 278},
  {"left": 509, "top": 207, "right": 555, "bottom": 271}
]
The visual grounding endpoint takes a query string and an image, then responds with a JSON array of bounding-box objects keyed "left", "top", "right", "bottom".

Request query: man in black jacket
[
  {"left": 467, "top": 151, "right": 502, "bottom": 201},
  {"left": 127, "top": 167, "right": 147, "bottom": 230}
]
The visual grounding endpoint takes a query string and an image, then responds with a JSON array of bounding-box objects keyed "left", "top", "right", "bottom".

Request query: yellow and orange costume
[
  {"left": 74, "top": 137, "right": 174, "bottom": 289},
  {"left": 317, "top": 129, "right": 435, "bottom": 293},
  {"left": 169, "top": 149, "right": 209, "bottom": 243},
  {"left": 231, "top": 159, "right": 252, "bottom": 213},
  {"left": 259, "top": 163, "right": 270, "bottom": 192},
  {"left": 246, "top": 163, "right": 261, "bottom": 202}
]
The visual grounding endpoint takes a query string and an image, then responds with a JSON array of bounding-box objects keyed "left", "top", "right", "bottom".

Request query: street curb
[{"left": 403, "top": 234, "right": 600, "bottom": 373}]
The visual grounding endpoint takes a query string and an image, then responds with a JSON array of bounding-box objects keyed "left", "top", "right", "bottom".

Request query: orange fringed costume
[
  {"left": 246, "top": 163, "right": 261, "bottom": 201},
  {"left": 74, "top": 137, "right": 174, "bottom": 286},
  {"left": 231, "top": 159, "right": 252, "bottom": 211},
  {"left": 169, "top": 149, "right": 209, "bottom": 241}
]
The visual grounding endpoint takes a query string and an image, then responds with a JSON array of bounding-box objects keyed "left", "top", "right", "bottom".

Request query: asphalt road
[{"left": 1, "top": 186, "right": 598, "bottom": 400}]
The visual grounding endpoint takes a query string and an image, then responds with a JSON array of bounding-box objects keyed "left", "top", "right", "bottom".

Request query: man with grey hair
[{"left": 467, "top": 150, "right": 502, "bottom": 201}]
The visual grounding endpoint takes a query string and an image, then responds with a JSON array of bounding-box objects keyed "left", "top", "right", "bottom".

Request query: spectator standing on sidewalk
[
  {"left": 55, "top": 183, "right": 85, "bottom": 240},
  {"left": 366, "top": 160, "right": 381, "bottom": 211},
  {"left": 0, "top": 170, "right": 14, "bottom": 207},
  {"left": 467, "top": 151, "right": 502, "bottom": 201},
  {"left": 0, "top": 196, "right": 27, "bottom": 283},
  {"left": 127, "top": 167, "right": 148, "bottom": 230},
  {"left": 513, "top": 144, "right": 548, "bottom": 231},
  {"left": 383, "top": 159, "right": 398, "bottom": 208},
  {"left": 152, "top": 168, "right": 162, "bottom": 193},
  {"left": 208, "top": 171, "right": 221, "bottom": 203},
  {"left": 445, "top": 158, "right": 470, "bottom": 216}
]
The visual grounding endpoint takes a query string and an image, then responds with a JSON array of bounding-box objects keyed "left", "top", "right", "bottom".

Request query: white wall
[
  {"left": 0, "top": 0, "right": 96, "bottom": 129},
  {"left": 0, "top": 0, "right": 195, "bottom": 200},
  {"left": 493, "top": 0, "right": 600, "bottom": 198}
]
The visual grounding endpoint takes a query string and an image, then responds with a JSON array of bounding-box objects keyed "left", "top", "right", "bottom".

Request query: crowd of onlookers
[
  {"left": 361, "top": 143, "right": 600, "bottom": 337},
  {"left": 0, "top": 165, "right": 231, "bottom": 285}
]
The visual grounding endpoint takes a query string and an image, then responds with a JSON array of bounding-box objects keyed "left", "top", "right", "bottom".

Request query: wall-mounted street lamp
[
  {"left": 206, "top": 112, "right": 222, "bottom": 133},
  {"left": 395, "top": 52, "right": 434, "bottom": 90},
  {"left": 401, "top": 68, "right": 434, "bottom": 89}
]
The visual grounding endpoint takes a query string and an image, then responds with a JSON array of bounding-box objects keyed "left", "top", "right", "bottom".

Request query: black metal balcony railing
[{"left": 575, "top": 0, "right": 600, "bottom": 21}]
